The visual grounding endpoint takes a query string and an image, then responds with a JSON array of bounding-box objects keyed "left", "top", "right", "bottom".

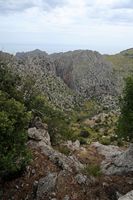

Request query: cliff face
[{"left": 51, "top": 50, "right": 118, "bottom": 99}]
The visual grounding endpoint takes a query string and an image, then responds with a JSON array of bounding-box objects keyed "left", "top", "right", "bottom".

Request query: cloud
[
  {"left": 0, "top": 0, "right": 65, "bottom": 14},
  {"left": 0, "top": 0, "right": 133, "bottom": 54}
]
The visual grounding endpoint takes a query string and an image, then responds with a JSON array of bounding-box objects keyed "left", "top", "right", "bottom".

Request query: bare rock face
[
  {"left": 35, "top": 173, "right": 57, "bottom": 200},
  {"left": 118, "top": 190, "right": 133, "bottom": 200},
  {"left": 28, "top": 127, "right": 51, "bottom": 146}
]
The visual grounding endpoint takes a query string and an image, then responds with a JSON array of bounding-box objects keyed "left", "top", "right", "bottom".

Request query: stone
[
  {"left": 75, "top": 174, "right": 87, "bottom": 185},
  {"left": 65, "top": 140, "right": 80, "bottom": 151},
  {"left": 63, "top": 195, "right": 70, "bottom": 200},
  {"left": 28, "top": 127, "right": 51, "bottom": 146},
  {"left": 36, "top": 173, "right": 57, "bottom": 200},
  {"left": 118, "top": 190, "right": 133, "bottom": 200}
]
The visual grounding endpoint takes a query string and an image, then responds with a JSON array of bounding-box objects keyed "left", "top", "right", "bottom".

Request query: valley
[{"left": 1, "top": 48, "right": 133, "bottom": 200}]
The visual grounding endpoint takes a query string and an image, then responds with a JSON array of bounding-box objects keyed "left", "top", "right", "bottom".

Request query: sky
[{"left": 0, "top": 0, "right": 133, "bottom": 54}]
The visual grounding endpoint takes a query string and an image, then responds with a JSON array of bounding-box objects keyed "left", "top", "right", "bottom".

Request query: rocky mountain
[
  {"left": 1, "top": 48, "right": 133, "bottom": 110},
  {"left": 0, "top": 50, "right": 81, "bottom": 111},
  {"left": 51, "top": 50, "right": 118, "bottom": 99}
]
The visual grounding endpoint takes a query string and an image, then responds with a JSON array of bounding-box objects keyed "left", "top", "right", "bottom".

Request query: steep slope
[
  {"left": 51, "top": 50, "right": 118, "bottom": 99},
  {"left": 0, "top": 51, "right": 81, "bottom": 111}
]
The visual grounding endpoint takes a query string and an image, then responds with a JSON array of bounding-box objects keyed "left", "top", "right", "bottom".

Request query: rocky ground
[{"left": 1, "top": 122, "right": 133, "bottom": 200}]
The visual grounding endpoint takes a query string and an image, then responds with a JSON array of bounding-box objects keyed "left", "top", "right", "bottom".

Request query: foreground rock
[
  {"left": 33, "top": 141, "right": 84, "bottom": 172},
  {"left": 35, "top": 173, "right": 57, "bottom": 200},
  {"left": 102, "top": 143, "right": 133, "bottom": 175},
  {"left": 118, "top": 190, "right": 133, "bottom": 200},
  {"left": 28, "top": 125, "right": 84, "bottom": 173}
]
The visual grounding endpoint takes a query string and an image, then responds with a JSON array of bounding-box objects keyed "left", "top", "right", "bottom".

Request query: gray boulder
[
  {"left": 118, "top": 190, "right": 133, "bottom": 200},
  {"left": 91, "top": 142, "right": 123, "bottom": 159},
  {"left": 102, "top": 143, "right": 133, "bottom": 175},
  {"left": 75, "top": 173, "right": 88, "bottom": 185},
  {"left": 28, "top": 127, "right": 51, "bottom": 146},
  {"left": 35, "top": 173, "right": 57, "bottom": 200}
]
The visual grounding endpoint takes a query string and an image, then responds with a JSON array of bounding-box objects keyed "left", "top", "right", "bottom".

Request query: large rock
[
  {"left": 91, "top": 142, "right": 123, "bottom": 159},
  {"left": 118, "top": 190, "right": 133, "bottom": 200},
  {"left": 102, "top": 143, "right": 133, "bottom": 175},
  {"left": 28, "top": 127, "right": 51, "bottom": 146},
  {"left": 93, "top": 142, "right": 133, "bottom": 175},
  {"left": 35, "top": 173, "right": 57, "bottom": 200}
]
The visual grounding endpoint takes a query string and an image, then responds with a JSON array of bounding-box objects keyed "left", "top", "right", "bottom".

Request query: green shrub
[
  {"left": 0, "top": 92, "right": 31, "bottom": 178},
  {"left": 100, "top": 136, "right": 111, "bottom": 145},
  {"left": 57, "top": 145, "right": 71, "bottom": 156},
  {"left": 117, "top": 77, "right": 133, "bottom": 140},
  {"left": 83, "top": 164, "right": 102, "bottom": 177}
]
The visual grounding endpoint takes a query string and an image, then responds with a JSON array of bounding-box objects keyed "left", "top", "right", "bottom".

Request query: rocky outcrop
[
  {"left": 118, "top": 190, "right": 133, "bottom": 200},
  {"left": 92, "top": 142, "right": 133, "bottom": 175},
  {"left": 102, "top": 143, "right": 133, "bottom": 175},
  {"left": 91, "top": 142, "right": 123, "bottom": 159},
  {"left": 28, "top": 125, "right": 84, "bottom": 172},
  {"left": 35, "top": 142, "right": 84, "bottom": 172},
  {"left": 28, "top": 127, "right": 51, "bottom": 146}
]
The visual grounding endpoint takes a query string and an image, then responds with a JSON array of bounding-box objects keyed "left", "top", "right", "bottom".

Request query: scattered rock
[
  {"left": 75, "top": 174, "right": 87, "bottom": 185},
  {"left": 63, "top": 195, "right": 70, "bottom": 200},
  {"left": 29, "top": 139, "right": 84, "bottom": 173},
  {"left": 118, "top": 190, "right": 133, "bottom": 200}
]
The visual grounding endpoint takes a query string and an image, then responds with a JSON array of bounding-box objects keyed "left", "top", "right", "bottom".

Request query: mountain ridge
[{"left": 1, "top": 48, "right": 133, "bottom": 110}]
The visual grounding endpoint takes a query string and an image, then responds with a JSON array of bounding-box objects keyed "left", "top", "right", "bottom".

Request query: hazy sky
[{"left": 0, "top": 0, "right": 133, "bottom": 54}]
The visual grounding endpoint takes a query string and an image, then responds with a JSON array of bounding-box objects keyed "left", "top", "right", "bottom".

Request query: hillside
[
  {"left": 105, "top": 48, "right": 133, "bottom": 89},
  {"left": 1, "top": 48, "right": 133, "bottom": 200}
]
